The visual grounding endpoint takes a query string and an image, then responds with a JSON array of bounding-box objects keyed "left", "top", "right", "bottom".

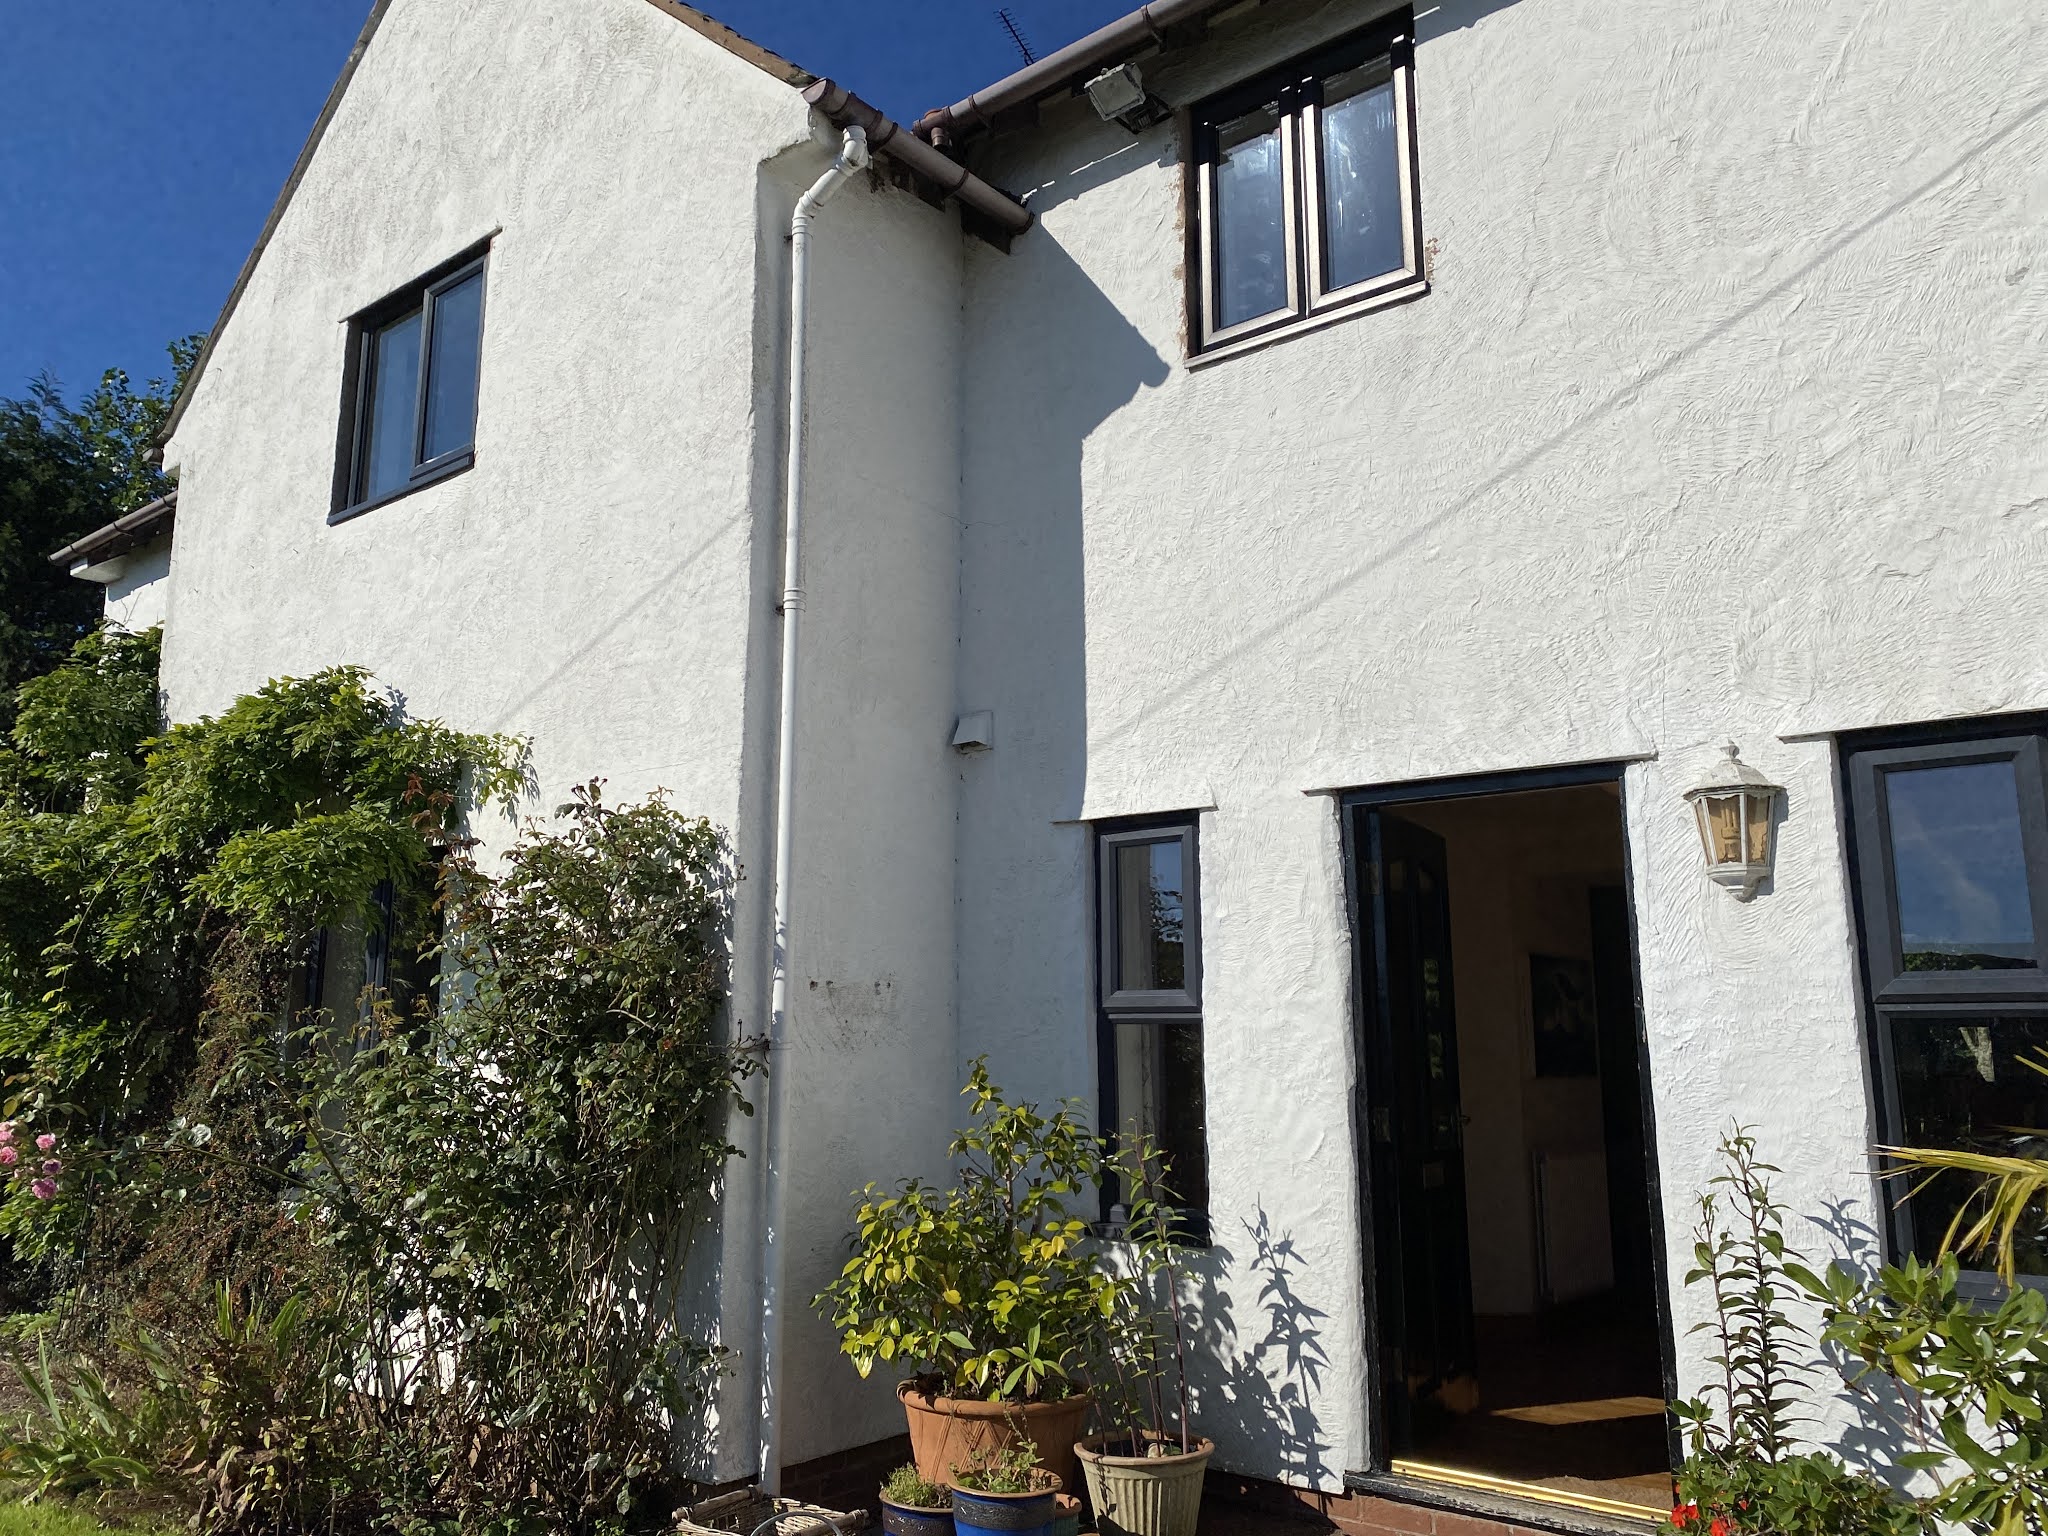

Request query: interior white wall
[
  {"left": 955, "top": 0, "right": 2048, "bottom": 1492},
  {"left": 1400, "top": 789, "right": 1624, "bottom": 1317}
]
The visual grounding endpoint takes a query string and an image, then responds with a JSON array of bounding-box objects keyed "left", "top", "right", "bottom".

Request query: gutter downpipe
[
  {"left": 758, "top": 122, "right": 869, "bottom": 1500},
  {"left": 910, "top": 0, "right": 1238, "bottom": 142}
]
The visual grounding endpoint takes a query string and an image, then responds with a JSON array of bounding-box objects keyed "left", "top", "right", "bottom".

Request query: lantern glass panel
[
  {"left": 1696, "top": 792, "right": 1744, "bottom": 866},
  {"left": 1744, "top": 789, "right": 1771, "bottom": 864}
]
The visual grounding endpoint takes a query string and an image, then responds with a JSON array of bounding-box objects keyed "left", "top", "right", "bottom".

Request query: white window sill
[{"left": 1186, "top": 275, "right": 1430, "bottom": 370}]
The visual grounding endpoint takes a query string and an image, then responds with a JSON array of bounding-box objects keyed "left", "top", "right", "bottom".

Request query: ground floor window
[
  {"left": 1844, "top": 721, "right": 2048, "bottom": 1278},
  {"left": 1095, "top": 817, "right": 1210, "bottom": 1228}
]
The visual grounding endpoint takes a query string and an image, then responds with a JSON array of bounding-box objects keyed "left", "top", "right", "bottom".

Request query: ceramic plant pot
[
  {"left": 947, "top": 1482, "right": 1061, "bottom": 1536},
  {"left": 1050, "top": 1493, "right": 1081, "bottom": 1536},
  {"left": 879, "top": 1494, "right": 955, "bottom": 1536},
  {"left": 1075, "top": 1433, "right": 1214, "bottom": 1536},
  {"left": 897, "top": 1383, "right": 1092, "bottom": 1500}
]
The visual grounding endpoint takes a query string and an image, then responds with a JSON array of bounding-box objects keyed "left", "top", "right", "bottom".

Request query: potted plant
[
  {"left": 948, "top": 1441, "right": 1062, "bottom": 1536},
  {"left": 814, "top": 1061, "right": 1111, "bottom": 1495},
  {"left": 879, "top": 1464, "right": 953, "bottom": 1536},
  {"left": 1075, "top": 1144, "right": 1214, "bottom": 1536}
]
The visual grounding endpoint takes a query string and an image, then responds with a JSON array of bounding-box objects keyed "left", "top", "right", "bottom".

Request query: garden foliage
[{"left": 0, "top": 630, "right": 751, "bottom": 1534}]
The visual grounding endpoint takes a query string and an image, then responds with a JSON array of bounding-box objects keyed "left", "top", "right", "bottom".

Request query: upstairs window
[
  {"left": 1845, "top": 722, "right": 2048, "bottom": 1281},
  {"left": 1097, "top": 818, "right": 1210, "bottom": 1231},
  {"left": 333, "top": 246, "right": 488, "bottom": 522},
  {"left": 1192, "top": 14, "right": 1423, "bottom": 356}
]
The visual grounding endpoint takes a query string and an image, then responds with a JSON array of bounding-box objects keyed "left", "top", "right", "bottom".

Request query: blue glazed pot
[
  {"left": 948, "top": 1485, "right": 1059, "bottom": 1536},
  {"left": 880, "top": 1497, "right": 955, "bottom": 1536}
]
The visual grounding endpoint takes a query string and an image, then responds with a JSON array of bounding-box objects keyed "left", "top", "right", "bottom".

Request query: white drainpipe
[{"left": 758, "top": 122, "right": 869, "bottom": 1498}]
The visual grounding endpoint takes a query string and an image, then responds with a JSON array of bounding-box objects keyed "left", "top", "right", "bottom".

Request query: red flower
[
  {"left": 1709, "top": 1518, "right": 1732, "bottom": 1536},
  {"left": 1671, "top": 1504, "right": 1699, "bottom": 1530}
]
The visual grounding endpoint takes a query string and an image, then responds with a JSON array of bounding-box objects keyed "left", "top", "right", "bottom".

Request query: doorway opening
[{"left": 1345, "top": 771, "right": 1674, "bottom": 1521}]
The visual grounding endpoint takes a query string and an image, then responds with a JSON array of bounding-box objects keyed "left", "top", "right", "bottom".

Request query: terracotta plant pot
[
  {"left": 898, "top": 1383, "right": 1092, "bottom": 1501},
  {"left": 1075, "top": 1433, "right": 1214, "bottom": 1536},
  {"left": 879, "top": 1494, "right": 955, "bottom": 1536},
  {"left": 948, "top": 1481, "right": 1062, "bottom": 1536}
]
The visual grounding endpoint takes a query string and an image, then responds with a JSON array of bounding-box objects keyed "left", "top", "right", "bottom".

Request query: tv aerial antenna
[{"left": 995, "top": 8, "right": 1037, "bottom": 64}]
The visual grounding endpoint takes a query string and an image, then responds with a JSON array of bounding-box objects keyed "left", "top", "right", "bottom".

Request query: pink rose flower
[
  {"left": 0, "top": 1123, "right": 16, "bottom": 1144},
  {"left": 30, "top": 1180, "right": 55, "bottom": 1201},
  {"left": 41, "top": 1161, "right": 59, "bottom": 1177},
  {"left": 0, "top": 1147, "right": 18, "bottom": 1167},
  {"left": 34, "top": 1135, "right": 54, "bottom": 1152}
]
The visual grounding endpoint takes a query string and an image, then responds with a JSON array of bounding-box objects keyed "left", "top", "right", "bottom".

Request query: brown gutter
[
  {"left": 912, "top": 0, "right": 1239, "bottom": 143},
  {"left": 48, "top": 490, "right": 177, "bottom": 573},
  {"left": 802, "top": 80, "right": 1033, "bottom": 238}
]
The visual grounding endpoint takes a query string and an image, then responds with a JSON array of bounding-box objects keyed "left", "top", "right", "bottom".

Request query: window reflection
[
  {"left": 1114, "top": 1019, "right": 1211, "bottom": 1216},
  {"left": 1891, "top": 1015, "right": 2048, "bottom": 1275},
  {"left": 422, "top": 272, "right": 484, "bottom": 463},
  {"left": 1213, "top": 105, "right": 1290, "bottom": 330},
  {"left": 1116, "top": 839, "right": 1185, "bottom": 992},
  {"left": 1318, "top": 62, "right": 1403, "bottom": 291},
  {"left": 1886, "top": 760, "right": 2035, "bottom": 971},
  {"left": 361, "top": 309, "right": 423, "bottom": 503}
]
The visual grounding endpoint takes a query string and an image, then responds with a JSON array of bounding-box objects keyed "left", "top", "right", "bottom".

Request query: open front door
[{"left": 1358, "top": 808, "right": 1478, "bottom": 1452}]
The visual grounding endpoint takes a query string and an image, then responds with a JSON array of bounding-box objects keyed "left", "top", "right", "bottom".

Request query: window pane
[
  {"left": 1885, "top": 760, "right": 2036, "bottom": 971},
  {"left": 1116, "top": 838, "right": 1186, "bottom": 992},
  {"left": 422, "top": 272, "right": 484, "bottom": 463},
  {"left": 1318, "top": 62, "right": 1405, "bottom": 291},
  {"left": 360, "top": 308, "right": 423, "bottom": 502},
  {"left": 1213, "top": 106, "right": 1290, "bottom": 330},
  {"left": 1890, "top": 1015, "right": 2048, "bottom": 1275},
  {"left": 1114, "top": 1019, "right": 1211, "bottom": 1215}
]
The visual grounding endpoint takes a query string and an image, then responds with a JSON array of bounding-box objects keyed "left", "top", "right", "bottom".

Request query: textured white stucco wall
[
  {"left": 100, "top": 536, "right": 171, "bottom": 632},
  {"left": 151, "top": 0, "right": 962, "bottom": 1480},
  {"left": 759, "top": 146, "right": 967, "bottom": 1462},
  {"left": 954, "top": 0, "right": 2048, "bottom": 1492}
]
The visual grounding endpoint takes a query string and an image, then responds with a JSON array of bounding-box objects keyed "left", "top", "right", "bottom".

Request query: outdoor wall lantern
[{"left": 1684, "top": 744, "right": 1783, "bottom": 900}]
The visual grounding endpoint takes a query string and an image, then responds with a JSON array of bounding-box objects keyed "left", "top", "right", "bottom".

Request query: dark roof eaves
[{"left": 47, "top": 491, "right": 179, "bottom": 570}]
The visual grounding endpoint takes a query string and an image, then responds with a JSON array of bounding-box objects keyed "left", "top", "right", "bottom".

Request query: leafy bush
[
  {"left": 1802, "top": 1254, "right": 2048, "bottom": 1536},
  {"left": 0, "top": 637, "right": 749, "bottom": 1534},
  {"left": 813, "top": 1062, "right": 1115, "bottom": 1402},
  {"left": 313, "top": 783, "right": 750, "bottom": 1530}
]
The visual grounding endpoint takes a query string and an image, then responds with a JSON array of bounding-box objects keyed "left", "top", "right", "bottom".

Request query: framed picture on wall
[{"left": 1530, "top": 953, "right": 1599, "bottom": 1077}]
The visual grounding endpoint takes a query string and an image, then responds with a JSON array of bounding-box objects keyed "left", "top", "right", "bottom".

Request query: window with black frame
[
  {"left": 333, "top": 245, "right": 488, "bottom": 522},
  {"left": 1190, "top": 12, "right": 1423, "bottom": 355},
  {"left": 1845, "top": 725, "right": 2048, "bottom": 1281},
  {"left": 1096, "top": 818, "right": 1210, "bottom": 1231}
]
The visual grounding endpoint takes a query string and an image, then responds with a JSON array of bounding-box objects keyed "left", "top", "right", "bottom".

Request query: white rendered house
[{"left": 57, "top": 0, "right": 2048, "bottom": 1528}]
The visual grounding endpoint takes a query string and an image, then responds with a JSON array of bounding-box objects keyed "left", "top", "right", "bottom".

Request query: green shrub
[{"left": 813, "top": 1062, "right": 1116, "bottom": 1403}]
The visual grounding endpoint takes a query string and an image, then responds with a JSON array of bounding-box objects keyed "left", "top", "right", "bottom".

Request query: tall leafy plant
[
  {"left": 312, "top": 783, "right": 750, "bottom": 1528},
  {"left": 1093, "top": 1142, "right": 1195, "bottom": 1453},
  {"left": 1671, "top": 1128, "right": 1923, "bottom": 1535}
]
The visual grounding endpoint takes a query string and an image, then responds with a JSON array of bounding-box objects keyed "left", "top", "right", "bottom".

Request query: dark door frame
[{"left": 1334, "top": 759, "right": 1682, "bottom": 1483}]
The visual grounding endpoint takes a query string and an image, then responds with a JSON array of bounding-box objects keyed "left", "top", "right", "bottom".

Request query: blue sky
[{"left": 0, "top": 0, "right": 1128, "bottom": 403}]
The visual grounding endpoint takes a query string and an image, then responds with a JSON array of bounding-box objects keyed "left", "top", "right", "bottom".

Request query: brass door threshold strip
[{"left": 1389, "top": 1459, "right": 1665, "bottom": 1524}]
